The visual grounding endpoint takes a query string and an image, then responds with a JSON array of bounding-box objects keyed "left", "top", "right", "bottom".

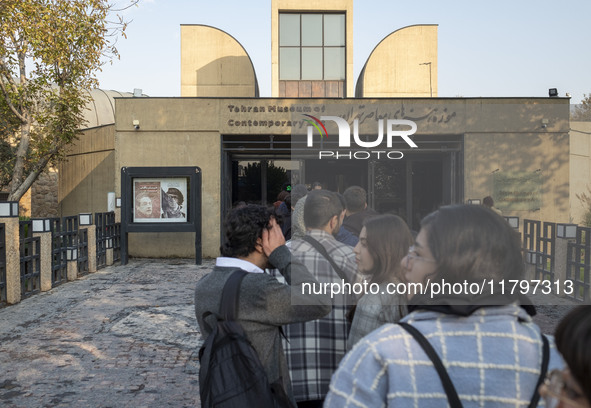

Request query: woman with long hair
[
  {"left": 347, "top": 214, "right": 413, "bottom": 350},
  {"left": 326, "top": 204, "right": 564, "bottom": 407}
]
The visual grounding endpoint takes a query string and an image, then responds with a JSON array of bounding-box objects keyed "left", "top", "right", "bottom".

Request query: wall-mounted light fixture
[
  {"left": 504, "top": 216, "right": 519, "bottom": 229},
  {"left": 0, "top": 201, "right": 19, "bottom": 217},
  {"left": 32, "top": 218, "right": 51, "bottom": 233},
  {"left": 525, "top": 251, "right": 539, "bottom": 265},
  {"left": 79, "top": 213, "right": 93, "bottom": 226},
  {"left": 556, "top": 223, "right": 577, "bottom": 239},
  {"left": 67, "top": 246, "right": 78, "bottom": 261},
  {"left": 549, "top": 88, "right": 558, "bottom": 97}
]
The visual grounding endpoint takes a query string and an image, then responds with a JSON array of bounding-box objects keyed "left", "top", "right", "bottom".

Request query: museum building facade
[{"left": 59, "top": 0, "right": 571, "bottom": 258}]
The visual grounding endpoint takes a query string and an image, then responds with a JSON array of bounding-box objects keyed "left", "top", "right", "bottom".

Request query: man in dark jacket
[
  {"left": 342, "top": 186, "right": 377, "bottom": 237},
  {"left": 194, "top": 205, "right": 331, "bottom": 407}
]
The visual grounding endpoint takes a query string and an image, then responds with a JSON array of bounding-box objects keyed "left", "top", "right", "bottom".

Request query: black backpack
[{"left": 198, "top": 269, "right": 291, "bottom": 408}]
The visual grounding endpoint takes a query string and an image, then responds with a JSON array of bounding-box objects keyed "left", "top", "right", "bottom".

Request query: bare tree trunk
[
  {"left": 8, "top": 157, "right": 49, "bottom": 202},
  {"left": 8, "top": 137, "right": 64, "bottom": 202},
  {"left": 8, "top": 117, "right": 32, "bottom": 201}
]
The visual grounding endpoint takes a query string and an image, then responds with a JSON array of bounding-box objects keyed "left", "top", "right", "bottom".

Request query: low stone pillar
[
  {"left": 67, "top": 260, "right": 78, "bottom": 281},
  {"left": 87, "top": 225, "right": 97, "bottom": 273},
  {"left": 33, "top": 231, "right": 52, "bottom": 292},
  {"left": 2, "top": 217, "right": 20, "bottom": 304},
  {"left": 106, "top": 248, "right": 114, "bottom": 266},
  {"left": 554, "top": 238, "right": 570, "bottom": 296},
  {"left": 524, "top": 262, "right": 536, "bottom": 281}
]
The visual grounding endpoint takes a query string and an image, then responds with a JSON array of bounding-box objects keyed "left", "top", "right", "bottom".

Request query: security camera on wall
[{"left": 133, "top": 119, "right": 140, "bottom": 130}]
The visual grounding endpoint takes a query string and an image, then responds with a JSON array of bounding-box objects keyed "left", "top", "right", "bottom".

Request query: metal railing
[
  {"left": 534, "top": 222, "right": 555, "bottom": 282},
  {"left": 113, "top": 223, "right": 121, "bottom": 262},
  {"left": 95, "top": 212, "right": 110, "bottom": 269},
  {"left": 77, "top": 228, "right": 89, "bottom": 276},
  {"left": 50, "top": 218, "right": 68, "bottom": 287},
  {"left": 19, "top": 220, "right": 41, "bottom": 298},
  {"left": 0, "top": 223, "right": 6, "bottom": 305},
  {"left": 523, "top": 219, "right": 541, "bottom": 253},
  {"left": 2, "top": 211, "right": 125, "bottom": 305},
  {"left": 566, "top": 227, "right": 591, "bottom": 302}
]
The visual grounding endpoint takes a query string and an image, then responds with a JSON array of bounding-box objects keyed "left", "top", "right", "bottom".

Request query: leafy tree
[
  {"left": 572, "top": 93, "right": 591, "bottom": 121},
  {"left": 0, "top": 0, "right": 136, "bottom": 201},
  {"left": 576, "top": 186, "right": 591, "bottom": 227}
]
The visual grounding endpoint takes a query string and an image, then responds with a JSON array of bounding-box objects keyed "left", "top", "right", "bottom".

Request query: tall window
[{"left": 279, "top": 13, "right": 345, "bottom": 81}]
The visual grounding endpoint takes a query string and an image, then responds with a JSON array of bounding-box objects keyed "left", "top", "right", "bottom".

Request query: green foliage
[
  {"left": 571, "top": 93, "right": 591, "bottom": 121},
  {"left": 240, "top": 162, "right": 288, "bottom": 204},
  {"left": 0, "top": 0, "right": 136, "bottom": 200},
  {"left": 576, "top": 186, "right": 591, "bottom": 227}
]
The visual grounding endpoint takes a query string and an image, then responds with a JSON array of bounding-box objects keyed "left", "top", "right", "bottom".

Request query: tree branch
[{"left": 0, "top": 77, "right": 26, "bottom": 122}]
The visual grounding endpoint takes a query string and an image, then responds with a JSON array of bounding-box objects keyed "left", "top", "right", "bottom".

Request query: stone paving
[
  {"left": 0, "top": 258, "right": 580, "bottom": 407},
  {"left": 0, "top": 258, "right": 213, "bottom": 408}
]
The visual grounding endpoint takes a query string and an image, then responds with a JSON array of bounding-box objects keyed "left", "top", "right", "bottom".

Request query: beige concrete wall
[
  {"left": 116, "top": 98, "right": 222, "bottom": 258},
  {"left": 463, "top": 100, "right": 570, "bottom": 224},
  {"left": 570, "top": 121, "right": 591, "bottom": 224},
  {"left": 271, "top": 0, "right": 354, "bottom": 97},
  {"left": 357, "top": 25, "right": 438, "bottom": 98},
  {"left": 58, "top": 125, "right": 116, "bottom": 216},
  {"left": 181, "top": 25, "right": 258, "bottom": 97},
  {"left": 18, "top": 188, "right": 32, "bottom": 217},
  {"left": 113, "top": 97, "right": 569, "bottom": 259}
]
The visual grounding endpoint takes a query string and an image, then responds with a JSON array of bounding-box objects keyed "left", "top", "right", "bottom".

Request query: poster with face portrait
[{"left": 133, "top": 178, "right": 188, "bottom": 222}]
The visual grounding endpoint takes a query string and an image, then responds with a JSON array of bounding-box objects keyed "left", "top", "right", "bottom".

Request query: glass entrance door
[
  {"left": 369, "top": 153, "right": 459, "bottom": 231},
  {"left": 229, "top": 158, "right": 296, "bottom": 206}
]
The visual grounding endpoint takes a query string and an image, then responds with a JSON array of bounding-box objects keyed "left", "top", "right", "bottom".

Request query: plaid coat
[
  {"left": 347, "top": 282, "right": 407, "bottom": 351},
  {"left": 325, "top": 304, "right": 564, "bottom": 408},
  {"left": 283, "top": 229, "right": 361, "bottom": 402}
]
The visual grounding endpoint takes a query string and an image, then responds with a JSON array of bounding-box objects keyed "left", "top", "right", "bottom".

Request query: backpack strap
[
  {"left": 398, "top": 322, "right": 463, "bottom": 408},
  {"left": 527, "top": 334, "right": 549, "bottom": 408},
  {"left": 220, "top": 269, "right": 249, "bottom": 321},
  {"left": 303, "top": 235, "right": 350, "bottom": 284},
  {"left": 399, "top": 322, "right": 550, "bottom": 408},
  {"left": 200, "top": 269, "right": 248, "bottom": 330}
]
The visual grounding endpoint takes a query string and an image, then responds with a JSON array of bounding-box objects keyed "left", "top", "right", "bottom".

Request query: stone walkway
[
  {"left": 0, "top": 258, "right": 213, "bottom": 408},
  {"left": 0, "top": 258, "right": 580, "bottom": 407}
]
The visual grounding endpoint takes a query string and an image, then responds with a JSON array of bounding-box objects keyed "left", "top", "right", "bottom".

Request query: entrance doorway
[
  {"left": 304, "top": 160, "right": 367, "bottom": 193},
  {"left": 370, "top": 158, "right": 447, "bottom": 231},
  {"left": 304, "top": 151, "right": 461, "bottom": 231},
  {"left": 223, "top": 157, "right": 296, "bottom": 208},
  {"left": 221, "top": 134, "right": 462, "bottom": 232}
]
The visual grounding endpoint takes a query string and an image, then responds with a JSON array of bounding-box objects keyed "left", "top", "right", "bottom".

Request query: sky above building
[{"left": 97, "top": 0, "right": 591, "bottom": 103}]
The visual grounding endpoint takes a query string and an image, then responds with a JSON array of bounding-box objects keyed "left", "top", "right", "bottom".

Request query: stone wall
[{"left": 32, "top": 170, "right": 59, "bottom": 218}]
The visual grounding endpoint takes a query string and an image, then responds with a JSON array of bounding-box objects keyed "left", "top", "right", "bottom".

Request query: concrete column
[
  {"left": 554, "top": 238, "right": 570, "bottom": 295},
  {"left": 34, "top": 231, "right": 52, "bottom": 292},
  {"left": 2, "top": 217, "right": 20, "bottom": 304},
  {"left": 524, "top": 262, "right": 536, "bottom": 281},
  {"left": 67, "top": 260, "right": 78, "bottom": 281},
  {"left": 106, "top": 248, "right": 114, "bottom": 266},
  {"left": 86, "top": 225, "right": 97, "bottom": 273}
]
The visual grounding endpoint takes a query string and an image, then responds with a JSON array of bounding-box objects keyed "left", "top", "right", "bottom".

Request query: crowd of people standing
[{"left": 194, "top": 184, "right": 590, "bottom": 408}]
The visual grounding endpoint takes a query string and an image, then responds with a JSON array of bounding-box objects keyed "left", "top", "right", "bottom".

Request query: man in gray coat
[{"left": 195, "top": 204, "right": 331, "bottom": 407}]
